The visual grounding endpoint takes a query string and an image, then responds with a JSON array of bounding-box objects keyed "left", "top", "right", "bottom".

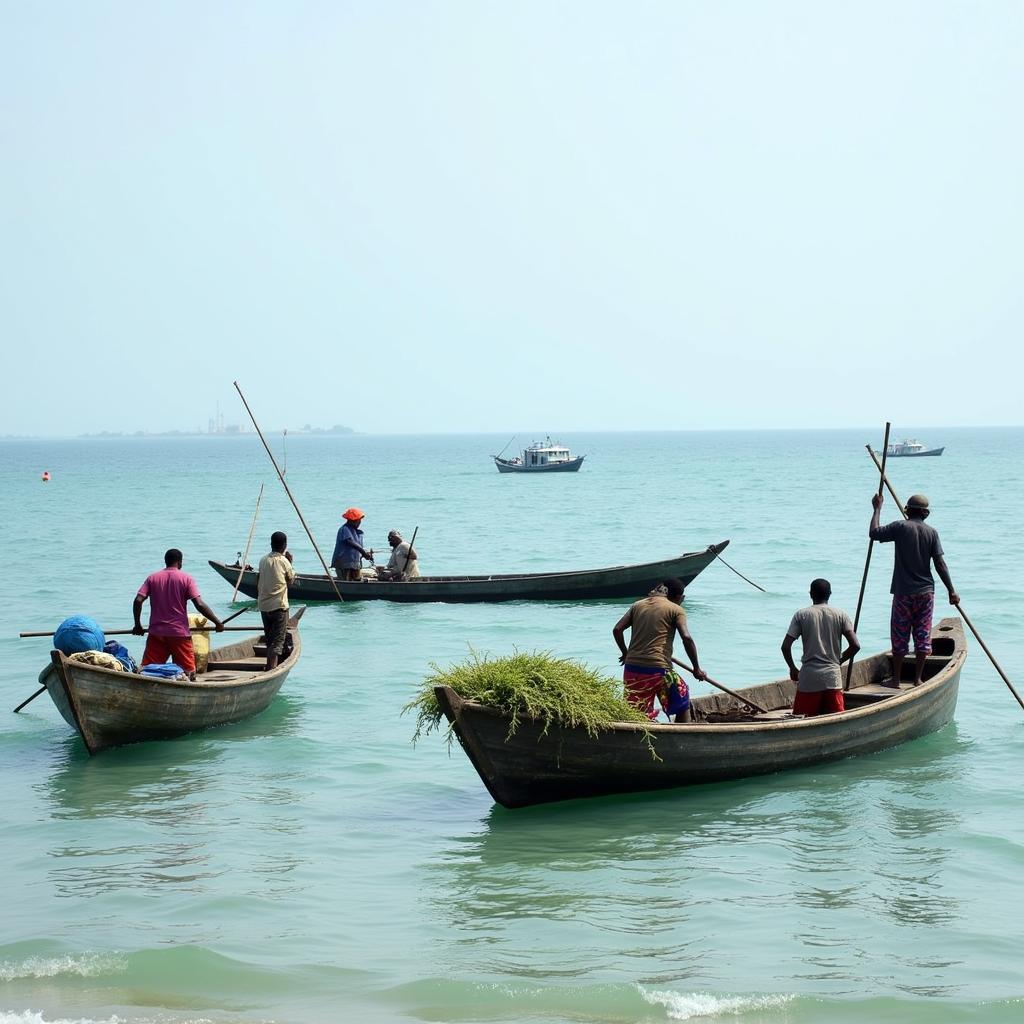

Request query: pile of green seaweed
[{"left": 405, "top": 649, "right": 652, "bottom": 743}]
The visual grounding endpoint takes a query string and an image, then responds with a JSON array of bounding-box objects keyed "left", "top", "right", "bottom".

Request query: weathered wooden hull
[
  {"left": 494, "top": 456, "right": 585, "bottom": 473},
  {"left": 40, "top": 611, "right": 304, "bottom": 754},
  {"left": 437, "top": 618, "right": 966, "bottom": 808},
  {"left": 210, "top": 542, "right": 728, "bottom": 603}
]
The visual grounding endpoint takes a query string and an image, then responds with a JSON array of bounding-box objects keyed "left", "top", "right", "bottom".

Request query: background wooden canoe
[{"left": 210, "top": 541, "right": 729, "bottom": 603}]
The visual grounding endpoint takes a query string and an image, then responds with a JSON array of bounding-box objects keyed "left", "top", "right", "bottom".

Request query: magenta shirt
[{"left": 137, "top": 568, "right": 201, "bottom": 637}]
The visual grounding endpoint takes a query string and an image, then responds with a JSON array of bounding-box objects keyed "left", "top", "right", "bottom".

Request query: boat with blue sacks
[
  {"left": 493, "top": 436, "right": 585, "bottom": 473},
  {"left": 38, "top": 609, "right": 305, "bottom": 754}
]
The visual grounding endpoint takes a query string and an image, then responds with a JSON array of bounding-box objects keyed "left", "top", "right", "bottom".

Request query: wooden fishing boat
[
  {"left": 210, "top": 542, "right": 729, "bottom": 603},
  {"left": 39, "top": 609, "right": 305, "bottom": 754},
  {"left": 435, "top": 617, "right": 967, "bottom": 808}
]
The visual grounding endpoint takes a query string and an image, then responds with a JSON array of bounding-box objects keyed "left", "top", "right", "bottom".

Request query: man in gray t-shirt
[
  {"left": 781, "top": 579, "right": 860, "bottom": 717},
  {"left": 869, "top": 492, "right": 959, "bottom": 686}
]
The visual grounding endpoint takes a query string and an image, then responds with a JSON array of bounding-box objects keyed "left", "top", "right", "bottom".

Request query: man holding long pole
[{"left": 870, "top": 492, "right": 959, "bottom": 687}]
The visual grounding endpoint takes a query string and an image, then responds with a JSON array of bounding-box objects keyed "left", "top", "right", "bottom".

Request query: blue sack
[
  {"left": 104, "top": 640, "right": 138, "bottom": 674},
  {"left": 53, "top": 616, "right": 105, "bottom": 656},
  {"left": 140, "top": 663, "right": 187, "bottom": 679}
]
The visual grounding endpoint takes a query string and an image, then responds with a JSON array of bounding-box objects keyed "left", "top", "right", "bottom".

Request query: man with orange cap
[{"left": 332, "top": 508, "right": 374, "bottom": 581}]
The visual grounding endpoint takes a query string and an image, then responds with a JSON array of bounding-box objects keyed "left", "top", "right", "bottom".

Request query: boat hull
[
  {"left": 494, "top": 456, "right": 585, "bottom": 473},
  {"left": 40, "top": 613, "right": 303, "bottom": 754},
  {"left": 210, "top": 542, "right": 728, "bottom": 603},
  {"left": 436, "top": 618, "right": 966, "bottom": 808},
  {"left": 886, "top": 447, "right": 944, "bottom": 457}
]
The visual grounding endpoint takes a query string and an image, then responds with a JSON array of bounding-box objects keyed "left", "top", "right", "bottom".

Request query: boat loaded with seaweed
[{"left": 411, "top": 618, "right": 967, "bottom": 808}]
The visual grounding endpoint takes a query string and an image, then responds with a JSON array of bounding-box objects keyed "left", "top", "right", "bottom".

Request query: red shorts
[
  {"left": 141, "top": 635, "right": 196, "bottom": 674},
  {"left": 792, "top": 689, "right": 845, "bottom": 717}
]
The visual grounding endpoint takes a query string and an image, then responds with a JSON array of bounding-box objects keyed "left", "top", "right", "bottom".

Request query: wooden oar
[
  {"left": 232, "top": 483, "right": 264, "bottom": 602},
  {"left": 233, "top": 381, "right": 345, "bottom": 602},
  {"left": 13, "top": 609, "right": 251, "bottom": 712},
  {"left": 845, "top": 421, "right": 891, "bottom": 690},
  {"left": 865, "top": 446, "right": 1024, "bottom": 712},
  {"left": 13, "top": 687, "right": 47, "bottom": 714},
  {"left": 671, "top": 657, "right": 769, "bottom": 715}
]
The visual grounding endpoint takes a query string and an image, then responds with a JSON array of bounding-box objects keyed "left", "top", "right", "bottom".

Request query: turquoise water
[{"left": 2, "top": 428, "right": 1023, "bottom": 1024}]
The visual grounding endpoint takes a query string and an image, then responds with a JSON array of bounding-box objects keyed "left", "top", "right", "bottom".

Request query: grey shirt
[
  {"left": 869, "top": 518, "right": 943, "bottom": 595},
  {"left": 787, "top": 604, "right": 854, "bottom": 692}
]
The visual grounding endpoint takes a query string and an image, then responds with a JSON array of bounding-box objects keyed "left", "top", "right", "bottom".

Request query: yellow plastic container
[{"left": 189, "top": 614, "right": 211, "bottom": 674}]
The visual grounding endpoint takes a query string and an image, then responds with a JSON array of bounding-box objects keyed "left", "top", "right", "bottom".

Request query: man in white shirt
[
  {"left": 379, "top": 530, "right": 420, "bottom": 580},
  {"left": 256, "top": 531, "right": 296, "bottom": 670}
]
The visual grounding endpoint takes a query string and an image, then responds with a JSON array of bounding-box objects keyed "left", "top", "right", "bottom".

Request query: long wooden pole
[
  {"left": 845, "top": 422, "right": 891, "bottom": 689},
  {"left": 19, "top": 606, "right": 251, "bottom": 640},
  {"left": 232, "top": 483, "right": 264, "bottom": 602},
  {"left": 866, "top": 446, "right": 905, "bottom": 510},
  {"left": 233, "top": 381, "right": 345, "bottom": 602},
  {"left": 865, "top": 446, "right": 1024, "bottom": 712},
  {"left": 671, "top": 657, "right": 769, "bottom": 715},
  {"left": 13, "top": 687, "right": 47, "bottom": 714}
]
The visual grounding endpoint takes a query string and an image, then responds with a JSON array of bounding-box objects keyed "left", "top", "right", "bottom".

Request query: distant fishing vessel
[
  {"left": 493, "top": 436, "right": 585, "bottom": 473},
  {"left": 886, "top": 439, "right": 944, "bottom": 457}
]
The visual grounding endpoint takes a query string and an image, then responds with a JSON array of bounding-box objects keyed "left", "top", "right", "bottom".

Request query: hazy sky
[{"left": 2, "top": 2, "right": 1021, "bottom": 435}]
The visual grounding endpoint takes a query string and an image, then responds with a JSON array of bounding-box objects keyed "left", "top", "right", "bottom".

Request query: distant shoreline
[
  {"left": 1, "top": 424, "right": 1021, "bottom": 441},
  {"left": 1, "top": 427, "right": 356, "bottom": 441}
]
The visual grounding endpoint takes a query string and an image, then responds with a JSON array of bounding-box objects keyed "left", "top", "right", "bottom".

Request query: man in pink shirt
[{"left": 133, "top": 548, "right": 224, "bottom": 678}]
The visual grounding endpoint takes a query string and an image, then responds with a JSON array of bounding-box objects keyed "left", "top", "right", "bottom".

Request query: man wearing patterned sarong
[
  {"left": 870, "top": 492, "right": 959, "bottom": 686},
  {"left": 612, "top": 579, "right": 707, "bottom": 723}
]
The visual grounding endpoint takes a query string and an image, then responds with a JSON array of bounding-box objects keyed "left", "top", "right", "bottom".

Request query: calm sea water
[{"left": 2, "top": 428, "right": 1023, "bottom": 1024}]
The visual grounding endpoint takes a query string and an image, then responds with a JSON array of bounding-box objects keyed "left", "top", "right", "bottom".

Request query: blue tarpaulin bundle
[
  {"left": 140, "top": 663, "right": 187, "bottom": 679},
  {"left": 104, "top": 640, "right": 138, "bottom": 673},
  {"left": 53, "top": 616, "right": 105, "bottom": 656}
]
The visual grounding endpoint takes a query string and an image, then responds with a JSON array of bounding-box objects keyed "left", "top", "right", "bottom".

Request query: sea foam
[
  {"left": 642, "top": 988, "right": 795, "bottom": 1020},
  {"left": 0, "top": 953, "right": 126, "bottom": 983}
]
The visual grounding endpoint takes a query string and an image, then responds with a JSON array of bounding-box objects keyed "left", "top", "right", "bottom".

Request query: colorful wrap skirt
[
  {"left": 623, "top": 665, "right": 690, "bottom": 720},
  {"left": 890, "top": 591, "right": 935, "bottom": 656}
]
